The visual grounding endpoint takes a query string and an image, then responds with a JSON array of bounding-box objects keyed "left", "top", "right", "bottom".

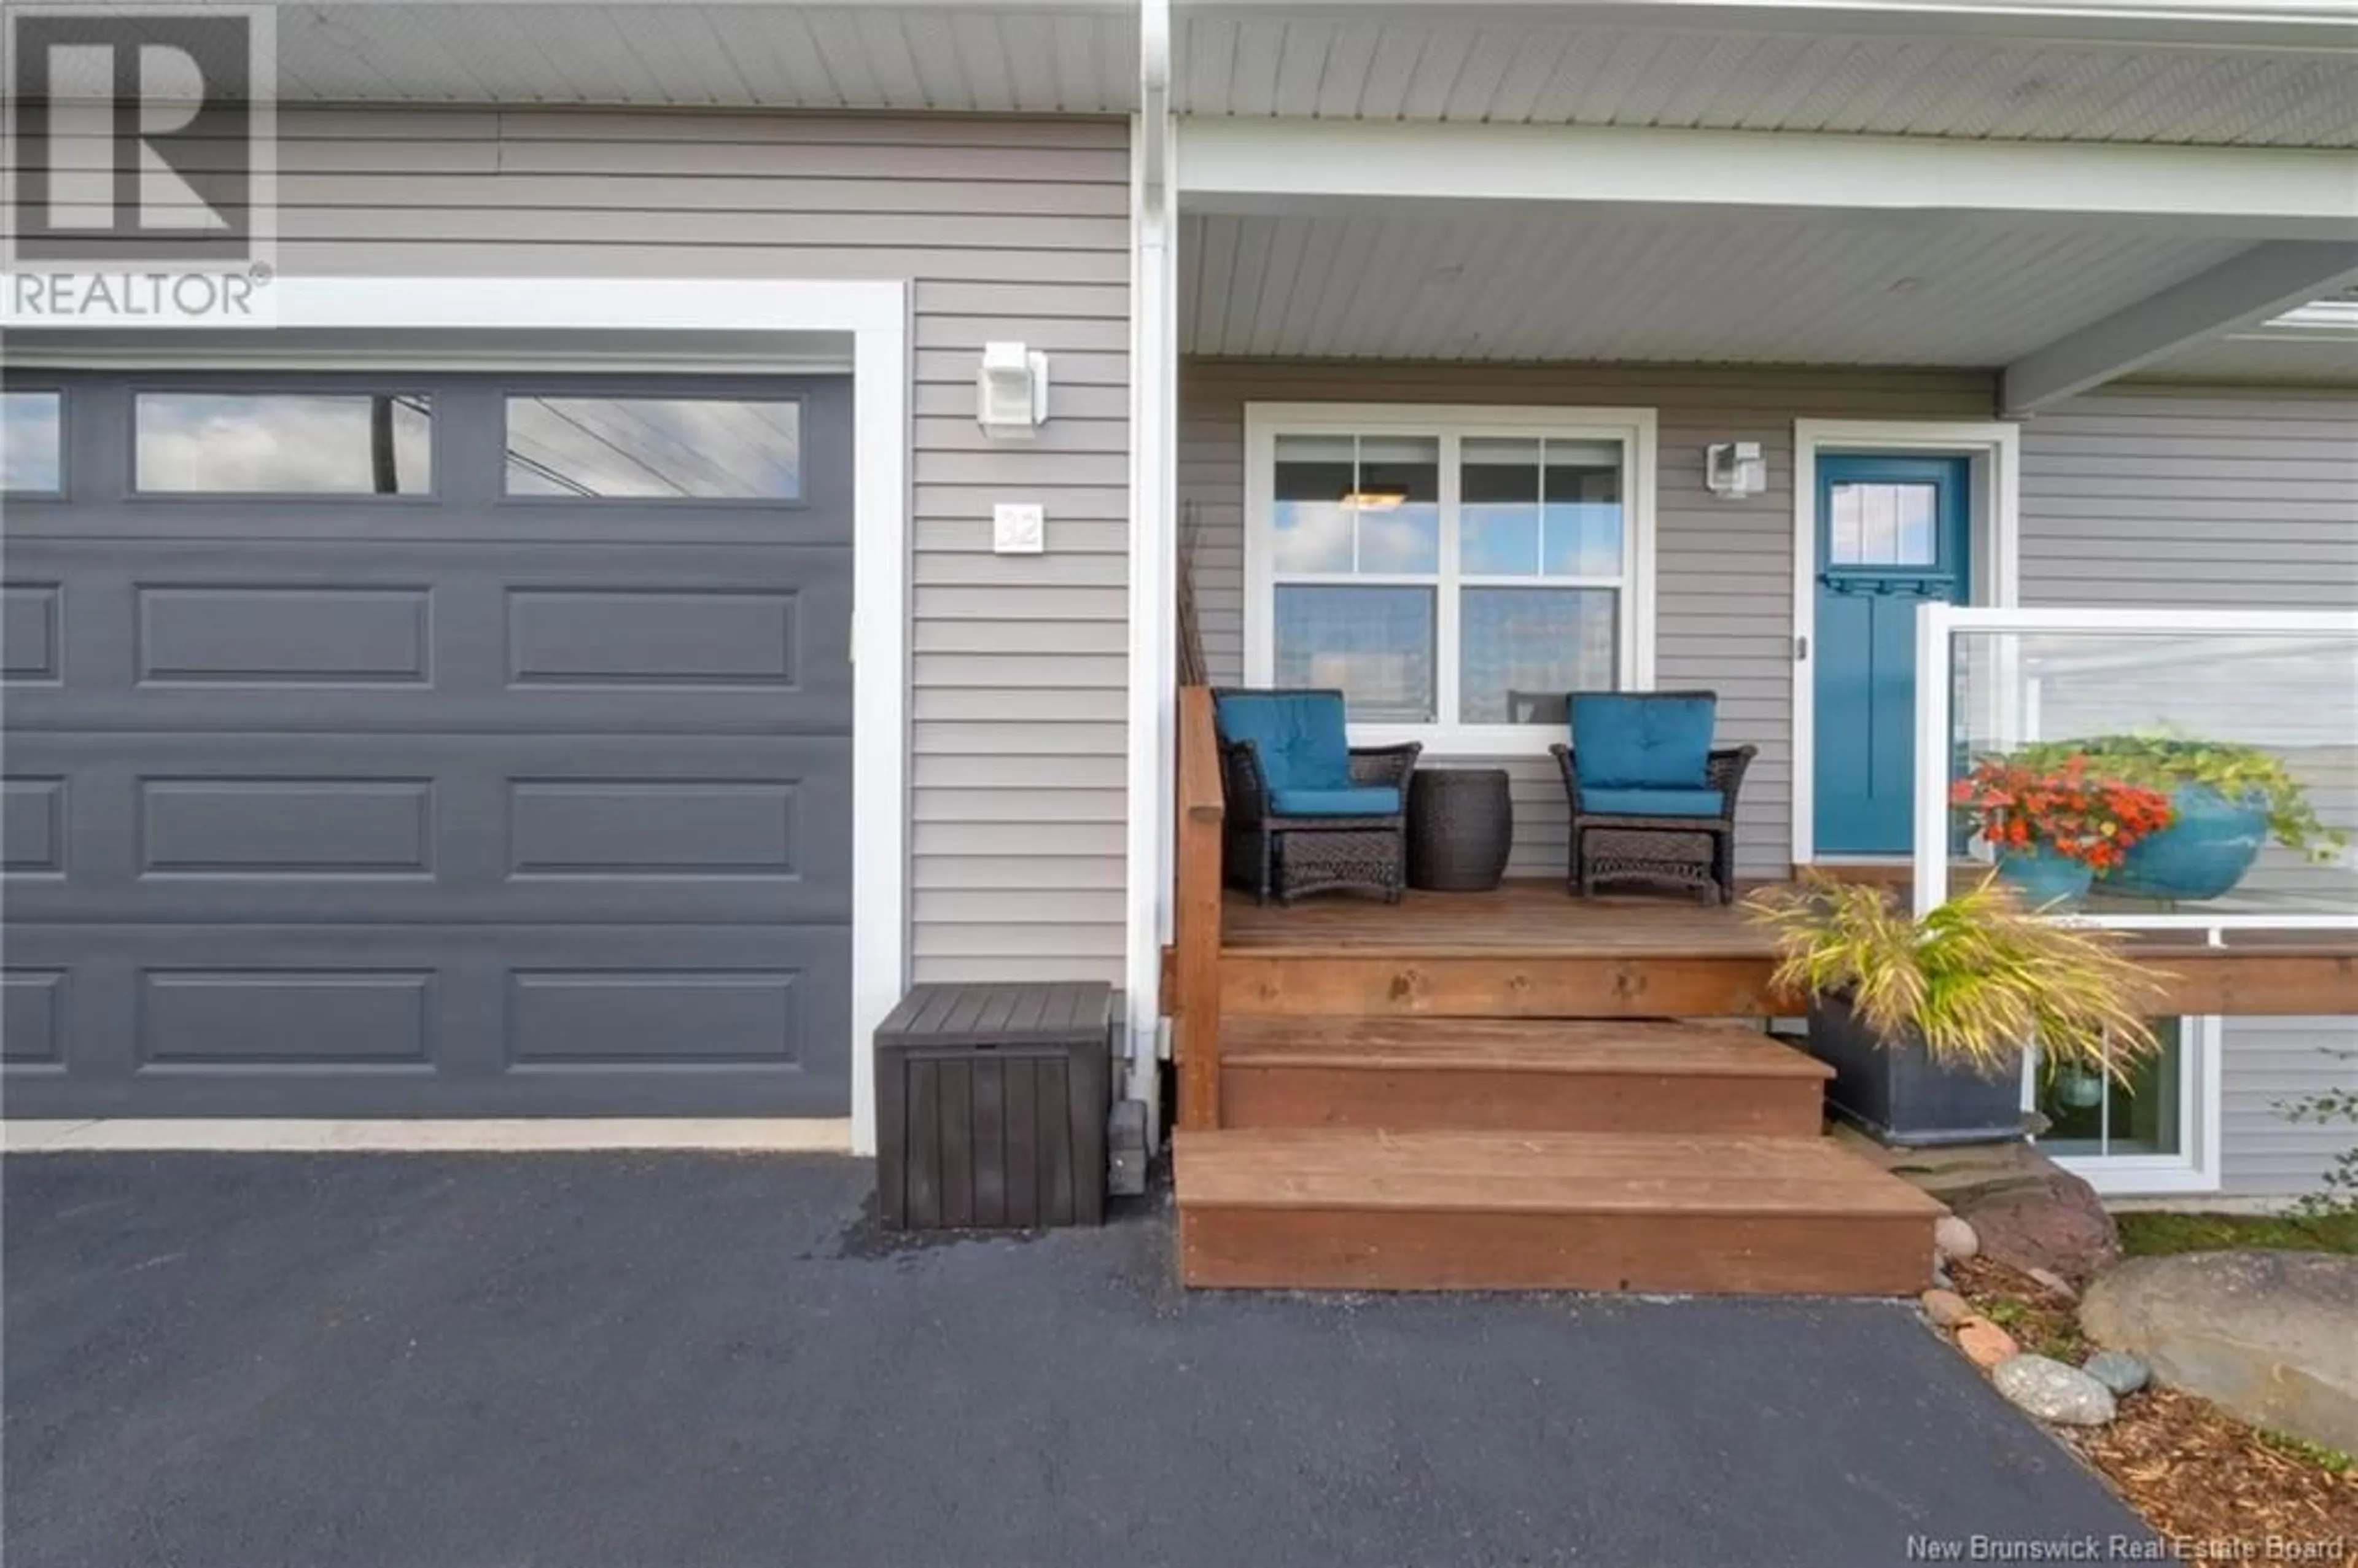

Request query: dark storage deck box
[{"left": 875, "top": 981, "right": 1114, "bottom": 1230}]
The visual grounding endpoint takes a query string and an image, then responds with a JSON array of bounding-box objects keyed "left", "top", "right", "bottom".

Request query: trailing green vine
[
  {"left": 2277, "top": 1043, "right": 2358, "bottom": 1221},
  {"left": 2010, "top": 733, "right": 2346, "bottom": 863}
]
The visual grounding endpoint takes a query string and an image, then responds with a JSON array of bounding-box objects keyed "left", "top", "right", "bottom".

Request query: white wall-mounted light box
[
  {"left": 976, "top": 341, "right": 1049, "bottom": 440},
  {"left": 1706, "top": 441, "right": 1768, "bottom": 500},
  {"left": 992, "top": 502, "right": 1046, "bottom": 554}
]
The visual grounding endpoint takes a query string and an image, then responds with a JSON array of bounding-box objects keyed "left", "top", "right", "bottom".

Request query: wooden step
[
  {"left": 1175, "top": 1127, "right": 1944, "bottom": 1295},
  {"left": 1218, "top": 1017, "right": 1831, "bottom": 1136}
]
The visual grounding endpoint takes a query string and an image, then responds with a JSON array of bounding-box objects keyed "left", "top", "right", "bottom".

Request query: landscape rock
[
  {"left": 1920, "top": 1288, "right": 1974, "bottom": 1329},
  {"left": 1949, "top": 1168, "right": 2118, "bottom": 1284},
  {"left": 2080, "top": 1251, "right": 2358, "bottom": 1454},
  {"left": 2026, "top": 1267, "right": 2078, "bottom": 1302},
  {"left": 1954, "top": 1316, "right": 2019, "bottom": 1370},
  {"left": 1933, "top": 1216, "right": 1980, "bottom": 1262},
  {"left": 1992, "top": 1354, "right": 2117, "bottom": 1427},
  {"left": 2081, "top": 1350, "right": 2149, "bottom": 1398}
]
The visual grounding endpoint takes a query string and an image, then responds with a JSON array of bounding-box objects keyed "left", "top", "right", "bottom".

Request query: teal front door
[{"left": 1811, "top": 454, "right": 1971, "bottom": 856}]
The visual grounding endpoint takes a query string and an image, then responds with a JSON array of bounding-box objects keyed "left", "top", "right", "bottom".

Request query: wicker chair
[
  {"left": 1210, "top": 687, "right": 1422, "bottom": 905},
  {"left": 1547, "top": 690, "right": 1756, "bottom": 904}
]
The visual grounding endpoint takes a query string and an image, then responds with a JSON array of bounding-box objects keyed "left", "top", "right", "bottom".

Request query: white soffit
[
  {"left": 1173, "top": 12, "right": 2358, "bottom": 149},
  {"left": 276, "top": 3, "right": 1140, "bottom": 112},
  {"left": 1180, "top": 209, "right": 2260, "bottom": 365},
  {"left": 262, "top": 2, "right": 2358, "bottom": 153}
]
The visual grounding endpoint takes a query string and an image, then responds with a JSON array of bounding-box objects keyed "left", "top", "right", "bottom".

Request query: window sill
[{"left": 2045, "top": 1154, "right": 2219, "bottom": 1198}]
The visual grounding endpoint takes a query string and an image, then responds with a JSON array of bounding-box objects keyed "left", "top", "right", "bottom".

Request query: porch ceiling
[
  {"left": 262, "top": 4, "right": 2357, "bottom": 155},
  {"left": 1175, "top": 8, "right": 2358, "bottom": 150},
  {"left": 1178, "top": 209, "right": 2259, "bottom": 368}
]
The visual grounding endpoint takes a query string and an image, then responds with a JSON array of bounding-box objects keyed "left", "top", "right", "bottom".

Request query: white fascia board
[
  {"left": 1177, "top": 118, "right": 2358, "bottom": 241},
  {"left": 2002, "top": 241, "right": 2358, "bottom": 413}
]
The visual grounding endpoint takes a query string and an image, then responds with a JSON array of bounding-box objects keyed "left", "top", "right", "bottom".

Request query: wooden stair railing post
[{"left": 1174, "top": 686, "right": 1225, "bottom": 1130}]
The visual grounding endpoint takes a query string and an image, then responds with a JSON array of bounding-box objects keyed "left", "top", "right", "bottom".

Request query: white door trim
[
  {"left": 1790, "top": 418, "right": 2021, "bottom": 867},
  {"left": 17, "top": 276, "right": 911, "bottom": 1155}
]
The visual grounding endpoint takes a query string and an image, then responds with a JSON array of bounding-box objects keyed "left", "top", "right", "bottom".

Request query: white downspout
[{"left": 1123, "top": 0, "right": 1177, "bottom": 1143}]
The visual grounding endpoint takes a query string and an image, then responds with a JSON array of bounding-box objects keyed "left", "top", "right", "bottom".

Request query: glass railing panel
[{"left": 1921, "top": 609, "right": 2358, "bottom": 931}]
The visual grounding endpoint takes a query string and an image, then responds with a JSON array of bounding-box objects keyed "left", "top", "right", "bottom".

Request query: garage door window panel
[
  {"left": 502, "top": 396, "right": 804, "bottom": 502},
  {"left": 133, "top": 392, "right": 434, "bottom": 497},
  {"left": 1, "top": 391, "right": 65, "bottom": 497}
]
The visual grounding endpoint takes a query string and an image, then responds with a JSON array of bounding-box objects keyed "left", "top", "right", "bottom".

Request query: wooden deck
[
  {"left": 1178, "top": 1124, "right": 1945, "bottom": 1294},
  {"left": 1211, "top": 879, "right": 2358, "bottom": 1019},
  {"left": 1224, "top": 880, "right": 1770, "bottom": 955},
  {"left": 1161, "top": 691, "right": 2358, "bottom": 1297}
]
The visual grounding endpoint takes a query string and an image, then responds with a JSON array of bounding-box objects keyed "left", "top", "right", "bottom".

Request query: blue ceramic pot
[
  {"left": 1994, "top": 847, "right": 2093, "bottom": 908},
  {"left": 2099, "top": 784, "right": 2267, "bottom": 902}
]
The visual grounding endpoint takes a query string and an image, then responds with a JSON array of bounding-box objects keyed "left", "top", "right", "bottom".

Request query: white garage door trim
[{"left": 15, "top": 278, "right": 911, "bottom": 1155}]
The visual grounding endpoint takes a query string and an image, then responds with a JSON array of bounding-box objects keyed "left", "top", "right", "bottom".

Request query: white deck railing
[{"left": 1912, "top": 605, "right": 2358, "bottom": 936}]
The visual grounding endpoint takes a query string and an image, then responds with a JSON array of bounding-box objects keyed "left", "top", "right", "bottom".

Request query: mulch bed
[
  {"left": 2067, "top": 1386, "right": 2358, "bottom": 1551},
  {"left": 1950, "top": 1257, "right": 2358, "bottom": 1554}
]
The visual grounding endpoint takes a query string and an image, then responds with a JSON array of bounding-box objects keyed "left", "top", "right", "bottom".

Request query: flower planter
[
  {"left": 1994, "top": 847, "right": 2093, "bottom": 909},
  {"left": 1804, "top": 992, "right": 2028, "bottom": 1147},
  {"left": 2096, "top": 785, "right": 2267, "bottom": 902}
]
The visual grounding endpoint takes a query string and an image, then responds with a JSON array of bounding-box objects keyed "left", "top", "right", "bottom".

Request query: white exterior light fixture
[
  {"left": 1706, "top": 441, "right": 1767, "bottom": 500},
  {"left": 976, "top": 340, "right": 1049, "bottom": 439}
]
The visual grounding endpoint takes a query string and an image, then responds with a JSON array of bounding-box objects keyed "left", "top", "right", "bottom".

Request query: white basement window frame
[
  {"left": 1242, "top": 403, "right": 1658, "bottom": 757},
  {"left": 2024, "top": 1015, "right": 2224, "bottom": 1197}
]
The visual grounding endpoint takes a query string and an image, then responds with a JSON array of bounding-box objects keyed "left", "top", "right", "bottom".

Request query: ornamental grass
[{"left": 1746, "top": 874, "right": 2169, "bottom": 1082}]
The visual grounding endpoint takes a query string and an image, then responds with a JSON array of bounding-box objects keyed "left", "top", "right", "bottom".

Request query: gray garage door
[{"left": 1, "top": 370, "right": 854, "bottom": 1116}]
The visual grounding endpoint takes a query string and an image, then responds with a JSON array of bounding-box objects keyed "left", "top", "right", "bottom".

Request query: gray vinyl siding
[
  {"left": 2216, "top": 1017, "right": 2358, "bottom": 1200},
  {"left": 268, "top": 107, "right": 1132, "bottom": 985},
  {"left": 1180, "top": 359, "right": 1994, "bottom": 879},
  {"left": 2022, "top": 383, "right": 2358, "bottom": 1200}
]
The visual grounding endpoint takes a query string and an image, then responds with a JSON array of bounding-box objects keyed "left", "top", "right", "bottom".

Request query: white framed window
[
  {"left": 1243, "top": 403, "right": 1657, "bottom": 755},
  {"left": 2025, "top": 1016, "right": 2222, "bottom": 1197}
]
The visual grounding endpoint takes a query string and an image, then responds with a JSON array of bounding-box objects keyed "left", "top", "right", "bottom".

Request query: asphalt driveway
[{"left": 4, "top": 1152, "right": 2147, "bottom": 1568}]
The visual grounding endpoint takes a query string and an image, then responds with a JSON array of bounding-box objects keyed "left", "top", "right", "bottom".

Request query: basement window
[{"left": 2028, "top": 1016, "right": 2220, "bottom": 1197}]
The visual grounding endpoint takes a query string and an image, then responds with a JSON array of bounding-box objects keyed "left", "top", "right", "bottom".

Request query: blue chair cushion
[
  {"left": 1269, "top": 785, "right": 1401, "bottom": 818},
  {"left": 1213, "top": 691, "right": 1352, "bottom": 794},
  {"left": 1578, "top": 785, "right": 1727, "bottom": 818},
  {"left": 1571, "top": 694, "right": 1714, "bottom": 789}
]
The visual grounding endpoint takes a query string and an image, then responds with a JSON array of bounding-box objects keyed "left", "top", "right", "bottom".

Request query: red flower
[{"left": 1952, "top": 755, "right": 2176, "bottom": 870}]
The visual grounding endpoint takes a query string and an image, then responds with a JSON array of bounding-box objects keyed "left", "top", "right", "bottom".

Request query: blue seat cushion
[
  {"left": 1578, "top": 786, "right": 1726, "bottom": 818},
  {"left": 1571, "top": 694, "right": 1714, "bottom": 789},
  {"left": 1214, "top": 691, "right": 1352, "bottom": 794},
  {"left": 1269, "top": 785, "right": 1401, "bottom": 818}
]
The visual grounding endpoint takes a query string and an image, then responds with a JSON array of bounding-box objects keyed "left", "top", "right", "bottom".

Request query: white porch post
[
  {"left": 1913, "top": 600, "right": 1956, "bottom": 921},
  {"left": 1124, "top": 0, "right": 1178, "bottom": 1139}
]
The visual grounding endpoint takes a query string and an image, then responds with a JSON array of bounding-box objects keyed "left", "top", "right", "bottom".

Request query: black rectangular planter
[{"left": 1804, "top": 992, "right": 2027, "bottom": 1147}]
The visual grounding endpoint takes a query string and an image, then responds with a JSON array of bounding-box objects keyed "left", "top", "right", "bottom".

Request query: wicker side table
[{"left": 1407, "top": 768, "right": 1514, "bottom": 892}]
